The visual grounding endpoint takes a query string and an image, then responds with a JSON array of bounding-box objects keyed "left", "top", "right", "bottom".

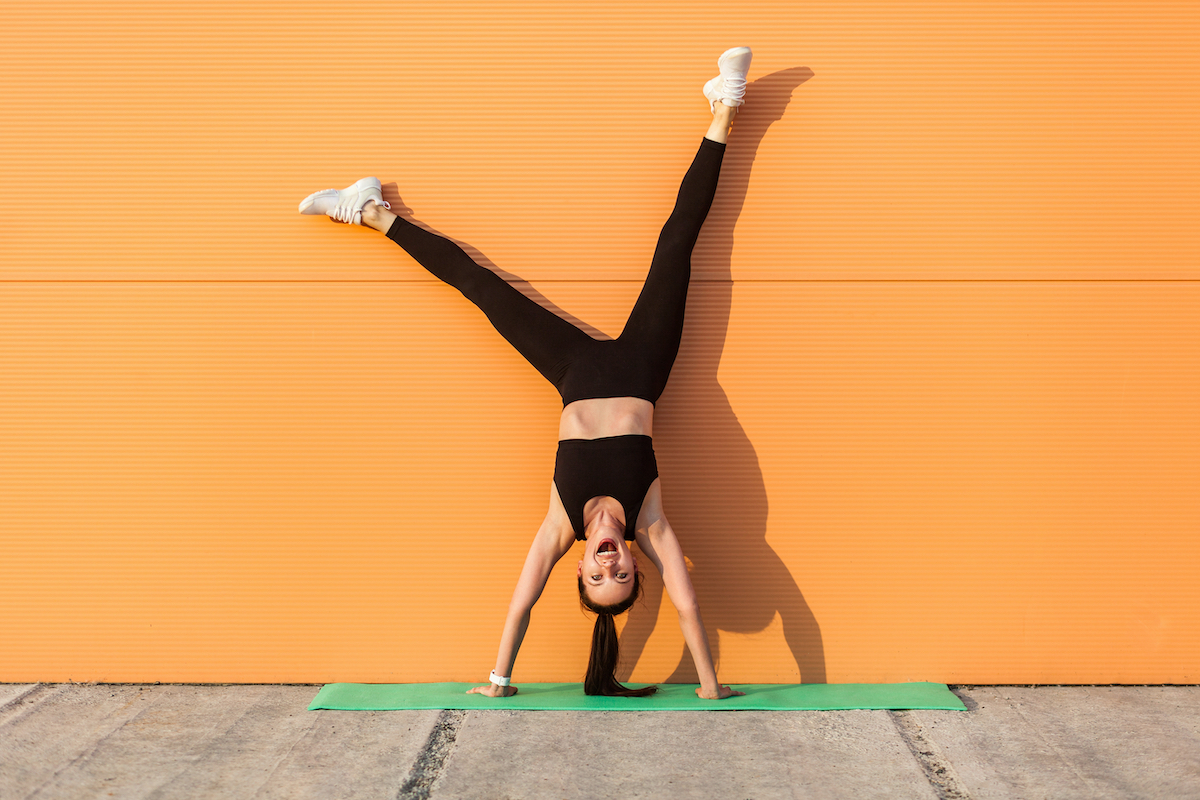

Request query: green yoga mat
[{"left": 309, "top": 682, "right": 965, "bottom": 712}]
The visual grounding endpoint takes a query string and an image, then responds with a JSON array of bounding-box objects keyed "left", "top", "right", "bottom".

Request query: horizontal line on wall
[{"left": 3, "top": 279, "right": 1198, "bottom": 286}]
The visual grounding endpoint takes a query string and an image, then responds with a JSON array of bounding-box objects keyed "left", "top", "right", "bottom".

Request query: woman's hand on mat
[
  {"left": 467, "top": 684, "right": 518, "bottom": 698},
  {"left": 696, "top": 684, "right": 744, "bottom": 700}
]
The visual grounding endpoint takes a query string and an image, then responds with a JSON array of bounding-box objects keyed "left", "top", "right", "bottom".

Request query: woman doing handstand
[{"left": 300, "top": 48, "right": 753, "bottom": 700}]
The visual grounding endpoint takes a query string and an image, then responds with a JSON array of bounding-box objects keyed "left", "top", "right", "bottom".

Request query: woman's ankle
[
  {"left": 360, "top": 201, "right": 396, "bottom": 233},
  {"left": 705, "top": 105, "right": 736, "bottom": 144}
]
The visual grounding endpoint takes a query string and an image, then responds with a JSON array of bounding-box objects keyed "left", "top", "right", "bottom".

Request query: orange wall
[{"left": 2, "top": 1, "right": 1198, "bottom": 684}]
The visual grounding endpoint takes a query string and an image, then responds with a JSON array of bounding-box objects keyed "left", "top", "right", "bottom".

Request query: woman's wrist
[{"left": 489, "top": 670, "right": 511, "bottom": 687}]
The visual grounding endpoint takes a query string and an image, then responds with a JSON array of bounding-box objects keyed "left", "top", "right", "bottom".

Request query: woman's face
[{"left": 578, "top": 529, "right": 638, "bottom": 607}]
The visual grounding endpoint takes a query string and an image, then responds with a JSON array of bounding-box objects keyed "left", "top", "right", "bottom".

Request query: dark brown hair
[{"left": 578, "top": 573, "right": 658, "bottom": 697}]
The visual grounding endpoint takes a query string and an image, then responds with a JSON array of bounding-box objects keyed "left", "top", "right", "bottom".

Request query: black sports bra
[{"left": 553, "top": 434, "right": 659, "bottom": 540}]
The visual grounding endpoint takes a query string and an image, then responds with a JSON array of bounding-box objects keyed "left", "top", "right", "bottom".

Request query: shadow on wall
[
  {"left": 381, "top": 66, "right": 824, "bottom": 683},
  {"left": 620, "top": 67, "right": 826, "bottom": 684},
  {"left": 380, "top": 200, "right": 610, "bottom": 340}
]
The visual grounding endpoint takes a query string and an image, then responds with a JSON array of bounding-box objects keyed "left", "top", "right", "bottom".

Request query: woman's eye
[
  {"left": 617, "top": 573, "right": 627, "bottom": 579},
  {"left": 592, "top": 575, "right": 602, "bottom": 581}
]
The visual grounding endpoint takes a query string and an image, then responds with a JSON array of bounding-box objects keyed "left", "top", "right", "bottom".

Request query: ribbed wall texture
[{"left": 1, "top": 1, "right": 1197, "bottom": 683}]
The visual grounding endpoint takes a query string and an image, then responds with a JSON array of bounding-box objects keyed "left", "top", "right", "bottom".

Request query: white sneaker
[
  {"left": 703, "top": 46, "right": 753, "bottom": 112},
  {"left": 298, "top": 177, "right": 391, "bottom": 225}
]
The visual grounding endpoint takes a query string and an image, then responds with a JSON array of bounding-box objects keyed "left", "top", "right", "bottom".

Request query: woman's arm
[
  {"left": 636, "top": 512, "right": 743, "bottom": 701},
  {"left": 468, "top": 486, "right": 573, "bottom": 697}
]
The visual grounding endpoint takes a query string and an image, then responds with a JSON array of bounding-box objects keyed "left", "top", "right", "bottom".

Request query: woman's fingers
[
  {"left": 465, "top": 684, "right": 519, "bottom": 697},
  {"left": 466, "top": 685, "right": 498, "bottom": 696}
]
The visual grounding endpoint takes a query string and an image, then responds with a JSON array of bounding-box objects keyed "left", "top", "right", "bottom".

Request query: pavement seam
[
  {"left": 248, "top": 693, "right": 322, "bottom": 799},
  {"left": 0, "top": 684, "right": 58, "bottom": 730},
  {"left": 889, "top": 710, "right": 974, "bottom": 800},
  {"left": 24, "top": 685, "right": 153, "bottom": 800},
  {"left": 0, "top": 686, "right": 47, "bottom": 724},
  {"left": 1002, "top": 688, "right": 1103, "bottom": 796},
  {"left": 143, "top": 686, "right": 274, "bottom": 800},
  {"left": 396, "top": 709, "right": 466, "bottom": 800}
]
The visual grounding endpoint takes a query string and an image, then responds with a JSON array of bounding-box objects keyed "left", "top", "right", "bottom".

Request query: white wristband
[{"left": 489, "top": 670, "right": 511, "bottom": 687}]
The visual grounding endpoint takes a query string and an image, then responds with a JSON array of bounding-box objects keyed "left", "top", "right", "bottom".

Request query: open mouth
[{"left": 598, "top": 539, "right": 618, "bottom": 555}]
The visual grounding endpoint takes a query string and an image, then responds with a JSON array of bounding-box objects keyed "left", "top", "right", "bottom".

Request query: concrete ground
[{"left": 1, "top": 684, "right": 1197, "bottom": 799}]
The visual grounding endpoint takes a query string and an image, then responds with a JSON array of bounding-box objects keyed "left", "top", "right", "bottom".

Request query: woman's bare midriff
[{"left": 558, "top": 397, "right": 654, "bottom": 440}]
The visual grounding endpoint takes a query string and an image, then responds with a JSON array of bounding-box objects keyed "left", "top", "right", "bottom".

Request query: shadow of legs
[{"left": 619, "top": 66, "right": 827, "bottom": 684}]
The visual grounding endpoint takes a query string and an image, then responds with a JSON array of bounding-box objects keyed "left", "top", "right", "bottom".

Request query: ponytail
[{"left": 578, "top": 574, "right": 658, "bottom": 697}]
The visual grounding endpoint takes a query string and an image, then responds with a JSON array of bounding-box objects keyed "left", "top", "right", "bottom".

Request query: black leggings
[{"left": 385, "top": 138, "right": 725, "bottom": 406}]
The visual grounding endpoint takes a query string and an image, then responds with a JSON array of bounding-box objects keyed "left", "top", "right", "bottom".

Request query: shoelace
[
  {"left": 350, "top": 185, "right": 391, "bottom": 223},
  {"left": 720, "top": 73, "right": 747, "bottom": 102}
]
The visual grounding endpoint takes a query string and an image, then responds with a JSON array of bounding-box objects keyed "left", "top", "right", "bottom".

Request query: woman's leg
[
  {"left": 617, "top": 104, "right": 734, "bottom": 391},
  {"left": 704, "top": 102, "right": 737, "bottom": 145},
  {"left": 360, "top": 203, "right": 591, "bottom": 390}
]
